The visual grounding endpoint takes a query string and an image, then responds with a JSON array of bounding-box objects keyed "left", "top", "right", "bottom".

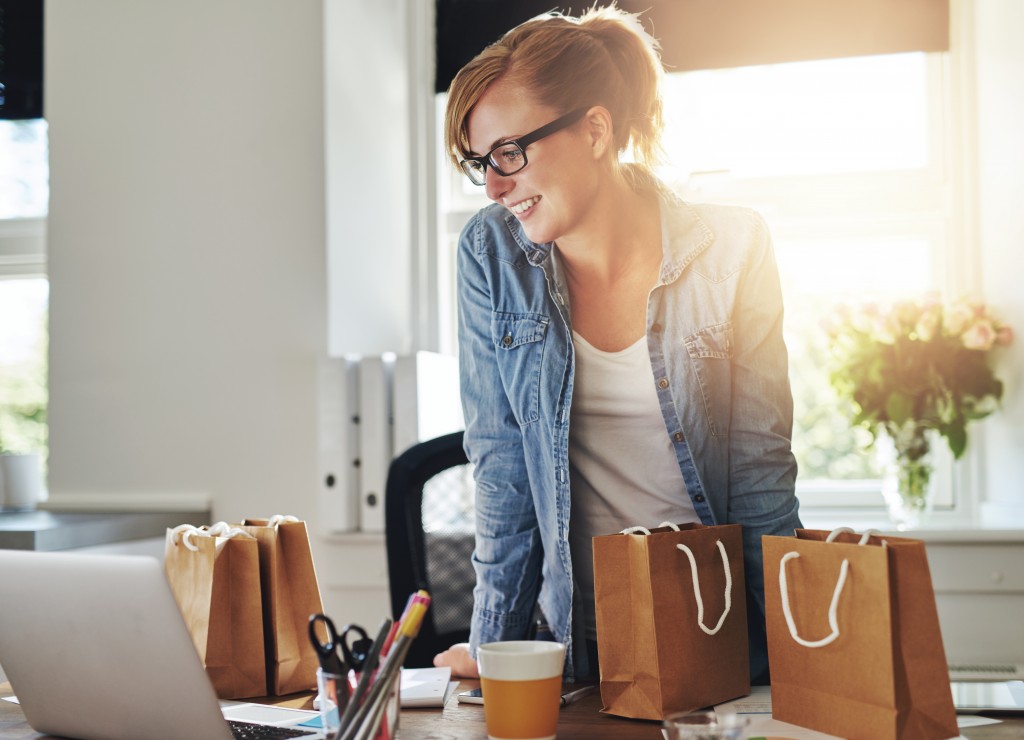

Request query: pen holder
[
  {"left": 316, "top": 667, "right": 400, "bottom": 739},
  {"left": 316, "top": 668, "right": 348, "bottom": 733}
]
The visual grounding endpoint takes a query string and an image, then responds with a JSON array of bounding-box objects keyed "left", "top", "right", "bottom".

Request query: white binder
[
  {"left": 358, "top": 353, "right": 395, "bottom": 533},
  {"left": 392, "top": 351, "right": 463, "bottom": 458},
  {"left": 317, "top": 356, "right": 361, "bottom": 533}
]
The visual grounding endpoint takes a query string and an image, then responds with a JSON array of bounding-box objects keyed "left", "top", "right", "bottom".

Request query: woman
[{"left": 434, "top": 5, "right": 801, "bottom": 683}]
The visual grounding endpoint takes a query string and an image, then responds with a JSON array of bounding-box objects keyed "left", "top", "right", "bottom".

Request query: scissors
[{"left": 308, "top": 614, "right": 373, "bottom": 675}]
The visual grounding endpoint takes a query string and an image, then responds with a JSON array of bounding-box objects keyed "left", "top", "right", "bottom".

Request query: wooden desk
[{"left": 2, "top": 681, "right": 1022, "bottom": 738}]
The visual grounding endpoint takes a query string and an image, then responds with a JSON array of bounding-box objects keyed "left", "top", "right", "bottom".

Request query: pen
[
  {"left": 559, "top": 685, "right": 596, "bottom": 706},
  {"left": 380, "top": 589, "right": 430, "bottom": 657}
]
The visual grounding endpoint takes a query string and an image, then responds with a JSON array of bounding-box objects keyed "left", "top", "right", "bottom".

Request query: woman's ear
[{"left": 583, "top": 106, "right": 615, "bottom": 160}]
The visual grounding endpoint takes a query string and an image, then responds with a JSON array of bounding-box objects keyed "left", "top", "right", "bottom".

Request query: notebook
[{"left": 0, "top": 549, "right": 321, "bottom": 740}]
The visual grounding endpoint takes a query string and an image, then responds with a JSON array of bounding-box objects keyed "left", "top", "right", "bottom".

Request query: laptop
[{"left": 0, "top": 549, "right": 322, "bottom": 740}]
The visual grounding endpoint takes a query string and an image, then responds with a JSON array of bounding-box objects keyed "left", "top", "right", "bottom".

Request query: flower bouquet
[{"left": 825, "top": 296, "right": 1012, "bottom": 527}]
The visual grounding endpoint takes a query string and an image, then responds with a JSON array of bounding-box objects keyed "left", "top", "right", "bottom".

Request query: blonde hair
[{"left": 444, "top": 4, "right": 665, "bottom": 178}]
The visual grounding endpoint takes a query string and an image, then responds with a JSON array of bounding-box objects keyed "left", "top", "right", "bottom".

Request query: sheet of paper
[
  {"left": 220, "top": 702, "right": 318, "bottom": 726},
  {"left": 400, "top": 666, "right": 457, "bottom": 708},
  {"left": 956, "top": 715, "right": 1002, "bottom": 728},
  {"left": 714, "top": 686, "right": 843, "bottom": 740}
]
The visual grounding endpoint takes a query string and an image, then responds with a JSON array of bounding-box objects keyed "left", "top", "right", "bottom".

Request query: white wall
[
  {"left": 974, "top": 0, "right": 1024, "bottom": 521},
  {"left": 324, "top": 0, "right": 413, "bottom": 356},
  {"left": 45, "top": 0, "right": 328, "bottom": 521}
]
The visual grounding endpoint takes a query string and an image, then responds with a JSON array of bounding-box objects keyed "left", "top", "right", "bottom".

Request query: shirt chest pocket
[
  {"left": 684, "top": 321, "right": 733, "bottom": 437},
  {"left": 491, "top": 312, "right": 549, "bottom": 426}
]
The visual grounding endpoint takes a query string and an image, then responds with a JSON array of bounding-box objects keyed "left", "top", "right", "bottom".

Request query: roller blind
[{"left": 435, "top": 0, "right": 949, "bottom": 92}]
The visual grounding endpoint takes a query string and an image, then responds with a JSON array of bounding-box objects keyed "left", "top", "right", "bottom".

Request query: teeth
[{"left": 510, "top": 197, "right": 538, "bottom": 214}]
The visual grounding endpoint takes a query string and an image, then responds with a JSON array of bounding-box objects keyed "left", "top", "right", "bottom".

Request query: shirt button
[
  {"left": 658, "top": 378, "right": 669, "bottom": 389},
  {"left": 694, "top": 494, "right": 706, "bottom": 503},
  {"left": 502, "top": 334, "right": 513, "bottom": 346},
  {"left": 673, "top": 432, "right": 683, "bottom": 442},
  {"left": 651, "top": 323, "right": 663, "bottom": 333}
]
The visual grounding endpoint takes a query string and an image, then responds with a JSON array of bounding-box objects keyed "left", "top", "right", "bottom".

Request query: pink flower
[
  {"left": 961, "top": 320, "right": 997, "bottom": 351},
  {"left": 944, "top": 302, "right": 974, "bottom": 336},
  {"left": 852, "top": 303, "right": 880, "bottom": 333},
  {"left": 996, "top": 325, "right": 1014, "bottom": 347},
  {"left": 914, "top": 304, "right": 942, "bottom": 341}
]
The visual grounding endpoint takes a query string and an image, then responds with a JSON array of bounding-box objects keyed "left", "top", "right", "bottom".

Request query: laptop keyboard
[{"left": 228, "top": 720, "right": 317, "bottom": 739}]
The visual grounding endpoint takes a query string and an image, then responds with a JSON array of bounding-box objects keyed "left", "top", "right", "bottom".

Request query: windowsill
[
  {"left": 0, "top": 508, "right": 211, "bottom": 552},
  {"left": 799, "top": 507, "right": 1024, "bottom": 542}
]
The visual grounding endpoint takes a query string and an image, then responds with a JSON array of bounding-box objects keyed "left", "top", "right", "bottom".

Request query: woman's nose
[{"left": 484, "top": 166, "right": 512, "bottom": 202}]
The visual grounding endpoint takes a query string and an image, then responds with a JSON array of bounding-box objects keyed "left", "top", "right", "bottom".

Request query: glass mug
[
  {"left": 662, "top": 710, "right": 750, "bottom": 740},
  {"left": 477, "top": 641, "right": 566, "bottom": 740},
  {"left": 316, "top": 667, "right": 399, "bottom": 739}
]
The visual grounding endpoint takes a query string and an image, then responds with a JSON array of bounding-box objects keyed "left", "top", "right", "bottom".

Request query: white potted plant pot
[{"left": 0, "top": 452, "right": 43, "bottom": 512}]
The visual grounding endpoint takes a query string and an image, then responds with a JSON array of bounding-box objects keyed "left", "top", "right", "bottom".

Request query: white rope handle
[
  {"left": 779, "top": 551, "right": 849, "bottom": 648},
  {"left": 170, "top": 523, "right": 203, "bottom": 551},
  {"left": 620, "top": 526, "right": 650, "bottom": 535},
  {"left": 171, "top": 522, "right": 253, "bottom": 551},
  {"left": 619, "top": 521, "right": 683, "bottom": 536},
  {"left": 825, "top": 527, "right": 878, "bottom": 545},
  {"left": 206, "top": 521, "right": 254, "bottom": 539},
  {"left": 267, "top": 514, "right": 299, "bottom": 527},
  {"left": 676, "top": 539, "right": 732, "bottom": 636}
]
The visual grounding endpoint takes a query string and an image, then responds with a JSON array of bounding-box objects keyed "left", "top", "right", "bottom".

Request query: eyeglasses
[{"left": 459, "top": 107, "right": 588, "bottom": 186}]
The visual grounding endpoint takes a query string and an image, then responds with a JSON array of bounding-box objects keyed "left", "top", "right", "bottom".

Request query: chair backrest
[{"left": 384, "top": 430, "right": 475, "bottom": 667}]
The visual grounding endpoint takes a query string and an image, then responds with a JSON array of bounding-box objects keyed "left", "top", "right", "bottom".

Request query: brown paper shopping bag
[
  {"left": 163, "top": 523, "right": 267, "bottom": 699},
  {"left": 593, "top": 522, "right": 749, "bottom": 720},
  {"left": 239, "top": 515, "right": 325, "bottom": 695},
  {"left": 763, "top": 528, "right": 958, "bottom": 740}
]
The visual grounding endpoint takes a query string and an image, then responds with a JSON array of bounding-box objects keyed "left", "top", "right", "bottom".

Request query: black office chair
[{"left": 384, "top": 430, "right": 476, "bottom": 667}]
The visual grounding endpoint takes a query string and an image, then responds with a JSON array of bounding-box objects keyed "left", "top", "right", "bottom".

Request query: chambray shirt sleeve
[
  {"left": 725, "top": 212, "right": 802, "bottom": 675},
  {"left": 456, "top": 213, "right": 544, "bottom": 657}
]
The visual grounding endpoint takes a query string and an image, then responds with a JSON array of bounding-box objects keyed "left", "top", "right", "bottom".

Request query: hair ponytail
[{"left": 572, "top": 6, "right": 664, "bottom": 170}]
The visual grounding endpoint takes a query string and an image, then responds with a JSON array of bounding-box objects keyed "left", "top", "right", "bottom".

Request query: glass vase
[{"left": 881, "top": 422, "right": 935, "bottom": 530}]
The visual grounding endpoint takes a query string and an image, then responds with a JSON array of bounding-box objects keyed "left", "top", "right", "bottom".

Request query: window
[
  {"left": 0, "top": 119, "right": 49, "bottom": 463},
  {"left": 659, "top": 53, "right": 958, "bottom": 511},
  {"left": 436, "top": 50, "right": 966, "bottom": 515},
  {"left": 0, "top": 119, "right": 49, "bottom": 219}
]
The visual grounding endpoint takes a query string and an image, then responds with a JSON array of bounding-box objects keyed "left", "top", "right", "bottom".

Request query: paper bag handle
[
  {"left": 170, "top": 522, "right": 253, "bottom": 552},
  {"left": 267, "top": 514, "right": 300, "bottom": 527},
  {"left": 676, "top": 539, "right": 732, "bottom": 636},
  {"left": 779, "top": 551, "right": 849, "bottom": 648},
  {"left": 619, "top": 521, "right": 681, "bottom": 535},
  {"left": 825, "top": 526, "right": 878, "bottom": 544}
]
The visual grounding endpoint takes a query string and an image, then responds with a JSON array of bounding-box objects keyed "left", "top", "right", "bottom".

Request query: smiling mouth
[{"left": 509, "top": 196, "right": 539, "bottom": 215}]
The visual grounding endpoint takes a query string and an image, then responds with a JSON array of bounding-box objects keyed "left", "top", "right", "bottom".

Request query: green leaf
[
  {"left": 886, "top": 392, "right": 914, "bottom": 425},
  {"left": 945, "top": 420, "right": 967, "bottom": 459}
]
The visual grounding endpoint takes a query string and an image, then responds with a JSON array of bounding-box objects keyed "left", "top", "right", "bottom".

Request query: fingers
[{"left": 433, "top": 643, "right": 479, "bottom": 678}]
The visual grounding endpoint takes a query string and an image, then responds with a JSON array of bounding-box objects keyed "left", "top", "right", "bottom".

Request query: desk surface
[{"left": 2, "top": 681, "right": 1022, "bottom": 739}]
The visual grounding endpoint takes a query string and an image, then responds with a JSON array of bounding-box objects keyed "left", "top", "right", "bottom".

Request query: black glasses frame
[{"left": 459, "top": 107, "right": 588, "bottom": 186}]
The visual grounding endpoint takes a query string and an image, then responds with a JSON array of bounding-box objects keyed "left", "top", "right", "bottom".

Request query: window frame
[{"left": 0, "top": 217, "right": 47, "bottom": 278}]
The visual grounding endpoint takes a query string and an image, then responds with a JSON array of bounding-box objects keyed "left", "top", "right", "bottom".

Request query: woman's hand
[{"left": 433, "top": 642, "right": 480, "bottom": 678}]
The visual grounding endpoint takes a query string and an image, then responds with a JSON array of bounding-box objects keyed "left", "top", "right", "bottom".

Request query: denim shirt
[{"left": 457, "top": 187, "right": 802, "bottom": 682}]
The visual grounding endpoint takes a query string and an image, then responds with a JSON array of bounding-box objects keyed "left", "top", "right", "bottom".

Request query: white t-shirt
[{"left": 568, "top": 331, "right": 699, "bottom": 640}]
